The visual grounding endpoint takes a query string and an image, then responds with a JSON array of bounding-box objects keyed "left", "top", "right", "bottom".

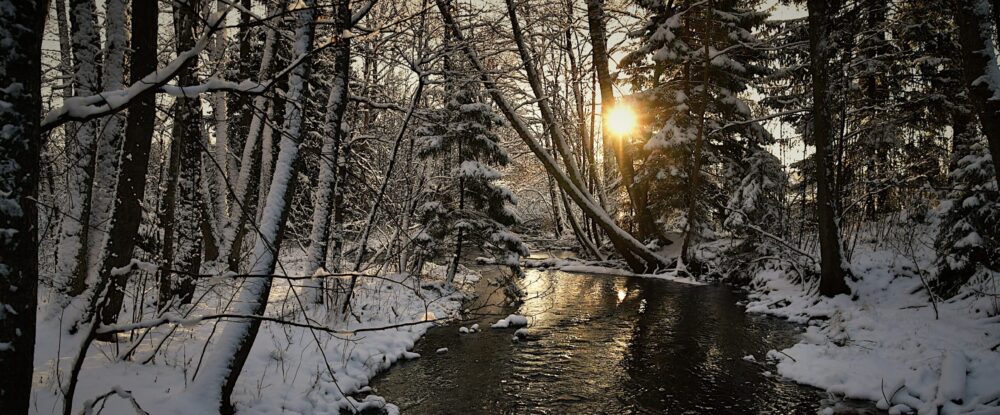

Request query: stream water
[{"left": 367, "top": 264, "right": 867, "bottom": 414}]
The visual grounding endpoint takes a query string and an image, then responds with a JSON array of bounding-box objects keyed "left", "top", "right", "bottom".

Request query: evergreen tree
[
  {"left": 935, "top": 125, "right": 1000, "bottom": 297},
  {"left": 417, "top": 83, "right": 528, "bottom": 282},
  {"left": 622, "top": 0, "right": 772, "bottom": 266}
]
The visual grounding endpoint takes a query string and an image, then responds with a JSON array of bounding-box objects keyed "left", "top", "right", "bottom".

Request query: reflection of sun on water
[{"left": 617, "top": 289, "right": 627, "bottom": 303}]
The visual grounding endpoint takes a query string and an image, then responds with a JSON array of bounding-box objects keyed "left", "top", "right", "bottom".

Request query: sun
[{"left": 606, "top": 105, "right": 638, "bottom": 137}]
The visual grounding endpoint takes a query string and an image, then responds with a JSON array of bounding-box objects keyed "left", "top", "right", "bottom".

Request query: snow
[
  {"left": 491, "top": 314, "right": 528, "bottom": 328},
  {"left": 436, "top": 347, "right": 449, "bottom": 354},
  {"left": 41, "top": 8, "right": 231, "bottom": 129},
  {"left": 523, "top": 254, "right": 704, "bottom": 286},
  {"left": 31, "top": 254, "right": 479, "bottom": 415},
  {"left": 745, "top": 231, "right": 1000, "bottom": 414}
]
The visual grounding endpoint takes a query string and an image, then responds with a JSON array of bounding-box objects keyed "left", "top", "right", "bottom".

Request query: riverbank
[
  {"left": 31, "top": 253, "right": 481, "bottom": 415},
  {"left": 747, "top": 251, "right": 1000, "bottom": 414},
  {"left": 742, "top": 235, "right": 1000, "bottom": 414}
]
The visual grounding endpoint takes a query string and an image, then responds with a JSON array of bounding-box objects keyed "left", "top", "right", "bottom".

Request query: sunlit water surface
[{"left": 367, "top": 266, "right": 869, "bottom": 414}]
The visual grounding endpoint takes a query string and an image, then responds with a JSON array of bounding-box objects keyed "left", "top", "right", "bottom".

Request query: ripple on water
[{"left": 369, "top": 268, "right": 860, "bottom": 414}]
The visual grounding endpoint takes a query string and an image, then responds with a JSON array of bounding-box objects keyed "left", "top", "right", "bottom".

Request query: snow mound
[{"left": 491, "top": 314, "right": 529, "bottom": 328}]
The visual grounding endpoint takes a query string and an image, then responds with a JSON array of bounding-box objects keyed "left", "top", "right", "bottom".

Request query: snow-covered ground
[
  {"left": 746, "top": 235, "right": 1000, "bottom": 414},
  {"left": 31, "top": 253, "right": 480, "bottom": 415}
]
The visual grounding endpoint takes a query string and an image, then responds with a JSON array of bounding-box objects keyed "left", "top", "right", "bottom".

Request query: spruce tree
[
  {"left": 417, "top": 82, "right": 528, "bottom": 282},
  {"left": 935, "top": 124, "right": 1000, "bottom": 297},
  {"left": 621, "top": 0, "right": 772, "bottom": 266}
]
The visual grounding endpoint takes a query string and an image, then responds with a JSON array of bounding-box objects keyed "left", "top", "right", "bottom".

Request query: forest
[{"left": 0, "top": 0, "right": 998, "bottom": 413}]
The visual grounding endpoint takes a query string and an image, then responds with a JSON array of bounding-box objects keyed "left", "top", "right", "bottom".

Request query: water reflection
[{"left": 369, "top": 268, "right": 845, "bottom": 414}]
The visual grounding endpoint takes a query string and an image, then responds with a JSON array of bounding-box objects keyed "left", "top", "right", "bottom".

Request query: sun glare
[{"left": 606, "top": 105, "right": 638, "bottom": 136}]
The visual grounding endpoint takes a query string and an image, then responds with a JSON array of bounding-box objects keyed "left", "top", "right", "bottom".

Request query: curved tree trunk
[{"left": 437, "top": 0, "right": 665, "bottom": 272}]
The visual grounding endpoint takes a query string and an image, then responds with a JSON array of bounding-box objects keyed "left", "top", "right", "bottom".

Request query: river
[{"left": 366, "top": 264, "right": 869, "bottom": 414}]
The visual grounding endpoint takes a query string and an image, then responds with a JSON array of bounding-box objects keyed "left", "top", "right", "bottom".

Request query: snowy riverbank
[
  {"left": 31, "top": 254, "right": 480, "bottom": 415},
  {"left": 745, "top": 238, "right": 1000, "bottom": 414}
]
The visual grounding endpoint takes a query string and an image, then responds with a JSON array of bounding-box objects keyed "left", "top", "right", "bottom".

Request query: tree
[
  {"left": 480, "top": 0, "right": 666, "bottom": 271},
  {"left": 622, "top": 0, "right": 772, "bottom": 266},
  {"left": 955, "top": 0, "right": 1000, "bottom": 183},
  {"left": 166, "top": 0, "right": 206, "bottom": 305},
  {"left": 418, "top": 83, "right": 528, "bottom": 282},
  {"left": 0, "top": 1, "right": 47, "bottom": 411},
  {"left": 807, "top": 0, "right": 852, "bottom": 296},
  {"left": 58, "top": 0, "right": 102, "bottom": 297},
  {"left": 306, "top": 0, "right": 351, "bottom": 302},
  {"left": 586, "top": 0, "right": 662, "bottom": 243},
  {"left": 96, "top": 0, "right": 159, "bottom": 329},
  {"left": 188, "top": 2, "right": 317, "bottom": 410},
  {"left": 935, "top": 115, "right": 999, "bottom": 297}
]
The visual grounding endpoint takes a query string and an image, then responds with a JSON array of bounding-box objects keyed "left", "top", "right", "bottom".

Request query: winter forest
[{"left": 1, "top": 0, "right": 999, "bottom": 413}]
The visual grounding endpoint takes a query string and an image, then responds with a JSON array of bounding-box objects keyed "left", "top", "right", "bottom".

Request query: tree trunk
[
  {"left": 546, "top": 168, "right": 564, "bottom": 238},
  {"left": 446, "top": 138, "right": 467, "bottom": 284},
  {"left": 585, "top": 0, "right": 662, "bottom": 243},
  {"left": 190, "top": 3, "right": 317, "bottom": 412},
  {"left": 157, "top": 0, "right": 205, "bottom": 306},
  {"left": 89, "top": 0, "right": 127, "bottom": 268},
  {"left": 680, "top": 9, "right": 712, "bottom": 265},
  {"left": 158, "top": 104, "right": 183, "bottom": 307},
  {"left": 956, "top": 0, "right": 1000, "bottom": 182},
  {"left": 208, "top": 0, "right": 231, "bottom": 244},
  {"left": 807, "top": 0, "right": 852, "bottom": 297},
  {"left": 222, "top": 21, "right": 278, "bottom": 270},
  {"left": 97, "top": 0, "right": 159, "bottom": 328},
  {"left": 0, "top": 1, "right": 46, "bottom": 411},
  {"left": 307, "top": 0, "right": 351, "bottom": 301},
  {"left": 60, "top": 0, "right": 102, "bottom": 297}
]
